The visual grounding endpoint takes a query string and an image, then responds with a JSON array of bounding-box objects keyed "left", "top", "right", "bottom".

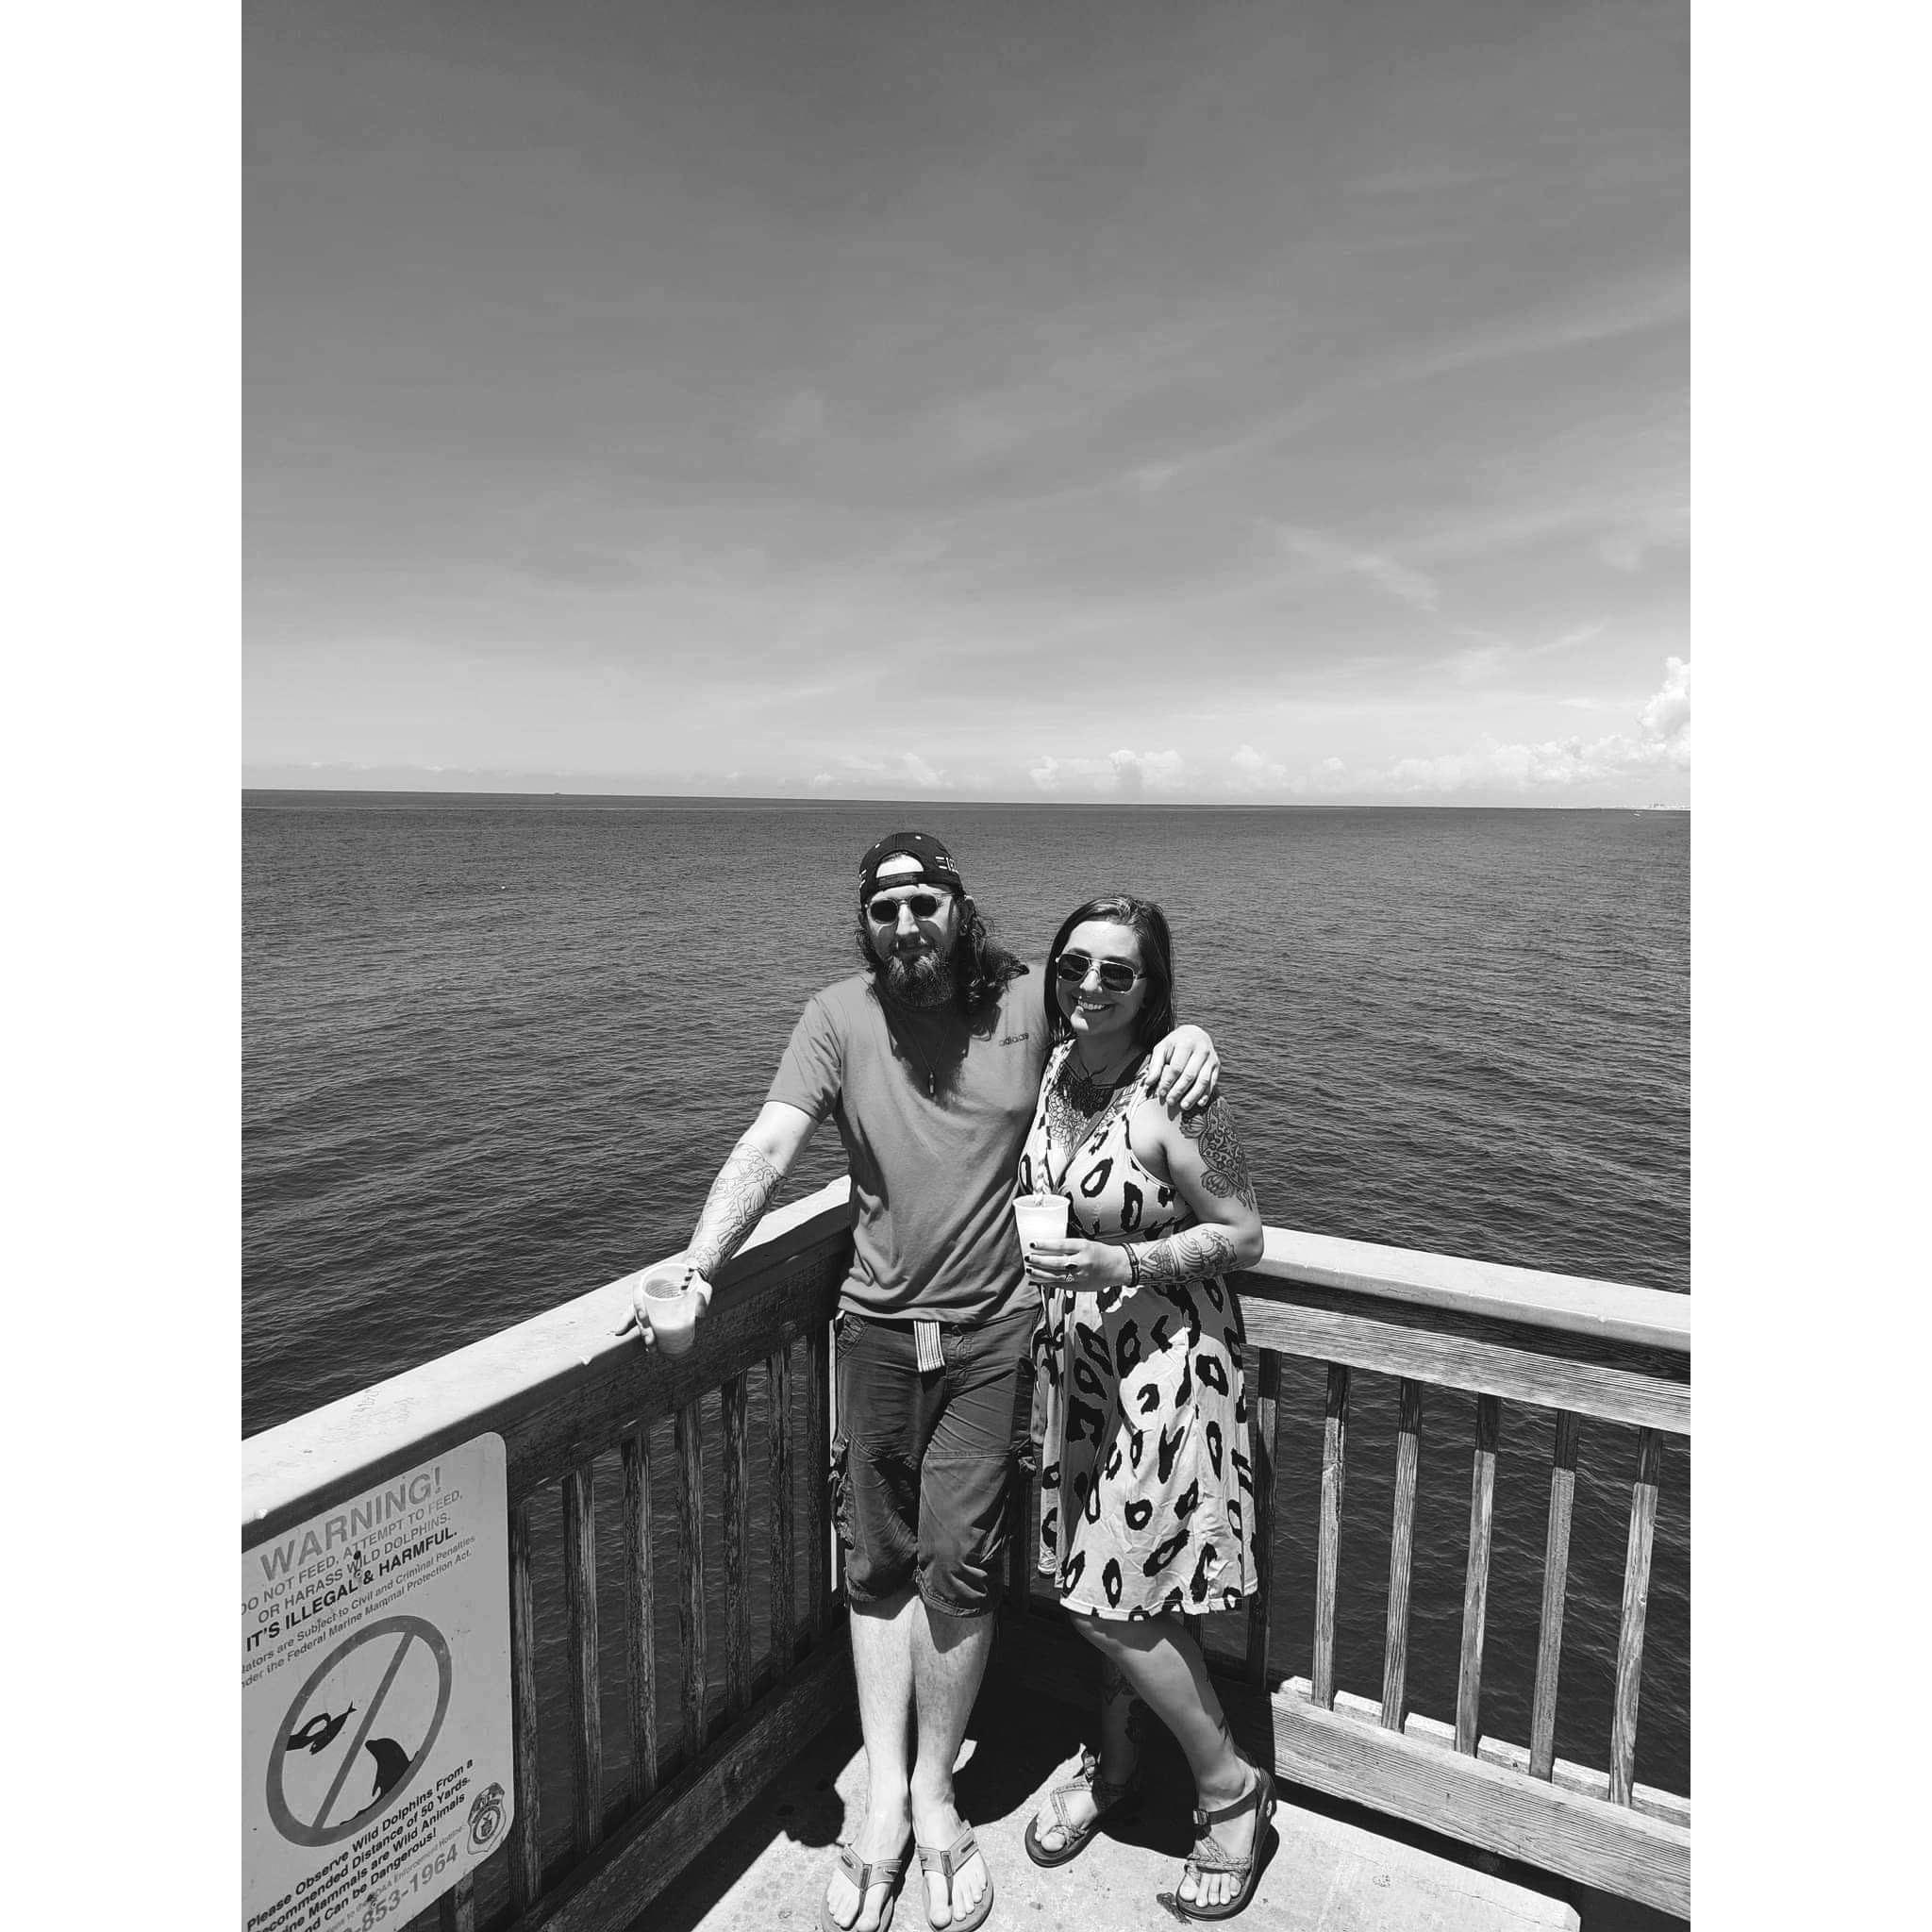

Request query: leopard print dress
[{"left": 1020, "top": 1040, "right": 1258, "bottom": 1620}]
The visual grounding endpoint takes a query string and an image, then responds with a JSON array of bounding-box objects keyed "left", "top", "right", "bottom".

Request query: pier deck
[
  {"left": 243, "top": 1187, "right": 1689, "bottom": 1932},
  {"left": 638, "top": 1674, "right": 1612, "bottom": 1932}
]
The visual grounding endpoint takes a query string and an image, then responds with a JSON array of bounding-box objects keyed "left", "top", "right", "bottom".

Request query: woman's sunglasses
[
  {"left": 1053, "top": 950, "right": 1146, "bottom": 993},
  {"left": 866, "top": 891, "right": 947, "bottom": 923}
]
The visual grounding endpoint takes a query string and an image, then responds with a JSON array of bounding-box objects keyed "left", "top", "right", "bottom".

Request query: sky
[{"left": 243, "top": 0, "right": 1689, "bottom": 806}]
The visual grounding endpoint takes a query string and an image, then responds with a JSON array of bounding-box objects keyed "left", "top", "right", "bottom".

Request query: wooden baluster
[
  {"left": 1610, "top": 1427, "right": 1662, "bottom": 1804},
  {"left": 1312, "top": 1363, "right": 1350, "bottom": 1708},
  {"left": 808, "top": 1320, "right": 833, "bottom": 1635},
  {"left": 1007, "top": 1328, "right": 1036, "bottom": 1616},
  {"left": 723, "top": 1371, "right": 752, "bottom": 1721},
  {"left": 1529, "top": 1409, "right": 1582, "bottom": 1781},
  {"left": 437, "top": 1874, "right": 475, "bottom": 1931},
  {"left": 675, "top": 1398, "right": 709, "bottom": 1757},
  {"left": 507, "top": 1496, "right": 541, "bottom": 1914},
  {"left": 1006, "top": 1454, "right": 1032, "bottom": 1613},
  {"left": 1456, "top": 1394, "right": 1502, "bottom": 1755},
  {"left": 562, "top": 1460, "right": 604, "bottom": 1854},
  {"left": 1381, "top": 1378, "right": 1424, "bottom": 1730},
  {"left": 1245, "top": 1351, "right": 1281, "bottom": 1687},
  {"left": 622, "top": 1427, "right": 659, "bottom": 1806},
  {"left": 767, "top": 1347, "right": 796, "bottom": 1674}
]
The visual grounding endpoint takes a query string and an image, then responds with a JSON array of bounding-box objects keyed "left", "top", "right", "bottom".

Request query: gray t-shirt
[{"left": 767, "top": 967, "right": 1049, "bottom": 1324}]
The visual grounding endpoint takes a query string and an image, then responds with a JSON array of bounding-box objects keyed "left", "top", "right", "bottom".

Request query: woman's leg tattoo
[{"left": 1100, "top": 1657, "right": 1148, "bottom": 1757}]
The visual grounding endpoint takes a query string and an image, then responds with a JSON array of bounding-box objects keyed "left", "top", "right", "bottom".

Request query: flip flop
[
  {"left": 915, "top": 1824, "right": 994, "bottom": 1932},
  {"left": 1024, "top": 1747, "right": 1142, "bottom": 1867},
  {"left": 1171, "top": 1765, "right": 1275, "bottom": 1922},
  {"left": 820, "top": 1840, "right": 908, "bottom": 1932}
]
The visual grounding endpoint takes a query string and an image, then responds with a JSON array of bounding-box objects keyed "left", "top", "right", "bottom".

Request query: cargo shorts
[{"left": 829, "top": 1304, "right": 1037, "bottom": 1618}]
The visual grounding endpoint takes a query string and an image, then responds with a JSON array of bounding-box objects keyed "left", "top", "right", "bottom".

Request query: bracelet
[{"left": 1124, "top": 1243, "right": 1141, "bottom": 1288}]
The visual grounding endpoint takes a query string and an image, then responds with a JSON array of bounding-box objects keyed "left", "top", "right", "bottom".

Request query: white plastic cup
[
  {"left": 1012, "top": 1192, "right": 1070, "bottom": 1277},
  {"left": 639, "top": 1263, "right": 700, "bottom": 1356}
]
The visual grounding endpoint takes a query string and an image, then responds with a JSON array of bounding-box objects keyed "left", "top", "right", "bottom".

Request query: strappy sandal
[
  {"left": 914, "top": 1824, "right": 994, "bottom": 1932},
  {"left": 1024, "top": 1746, "right": 1142, "bottom": 1867},
  {"left": 1172, "top": 1764, "right": 1275, "bottom": 1921},
  {"left": 819, "top": 1840, "right": 908, "bottom": 1932}
]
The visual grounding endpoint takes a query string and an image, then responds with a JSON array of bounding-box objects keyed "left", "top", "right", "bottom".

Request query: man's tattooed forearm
[
  {"left": 687, "top": 1144, "right": 784, "bottom": 1277},
  {"left": 1180, "top": 1098, "right": 1257, "bottom": 1210},
  {"left": 1137, "top": 1226, "right": 1239, "bottom": 1288}
]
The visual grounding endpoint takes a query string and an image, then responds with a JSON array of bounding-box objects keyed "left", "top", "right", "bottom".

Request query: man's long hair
[{"left": 853, "top": 893, "right": 1025, "bottom": 1020}]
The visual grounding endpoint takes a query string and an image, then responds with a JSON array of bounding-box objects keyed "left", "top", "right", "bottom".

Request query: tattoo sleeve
[
  {"left": 686, "top": 1141, "right": 785, "bottom": 1278},
  {"left": 1179, "top": 1097, "right": 1257, "bottom": 1211},
  {"left": 1136, "top": 1226, "right": 1240, "bottom": 1288}
]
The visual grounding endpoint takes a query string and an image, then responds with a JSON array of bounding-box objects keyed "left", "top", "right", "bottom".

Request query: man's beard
[{"left": 881, "top": 947, "right": 956, "bottom": 1009}]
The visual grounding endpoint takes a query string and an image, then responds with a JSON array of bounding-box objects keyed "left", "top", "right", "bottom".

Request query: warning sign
[{"left": 242, "top": 1434, "right": 514, "bottom": 1932}]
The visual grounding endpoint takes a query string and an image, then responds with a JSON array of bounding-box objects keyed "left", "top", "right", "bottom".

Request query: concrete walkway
[{"left": 637, "top": 1685, "right": 1594, "bottom": 1932}]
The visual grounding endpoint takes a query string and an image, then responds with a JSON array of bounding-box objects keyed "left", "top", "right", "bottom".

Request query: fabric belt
[{"left": 914, "top": 1319, "right": 944, "bottom": 1374}]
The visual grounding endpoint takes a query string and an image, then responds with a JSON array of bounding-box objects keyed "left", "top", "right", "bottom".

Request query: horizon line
[{"left": 242, "top": 783, "right": 1689, "bottom": 813}]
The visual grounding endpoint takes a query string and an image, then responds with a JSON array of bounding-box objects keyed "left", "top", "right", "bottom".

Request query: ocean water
[{"left": 243, "top": 793, "right": 1690, "bottom": 1844}]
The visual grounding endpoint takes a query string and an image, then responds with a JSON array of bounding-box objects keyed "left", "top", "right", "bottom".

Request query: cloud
[
  {"left": 1028, "top": 747, "right": 1187, "bottom": 798},
  {"left": 1115, "top": 748, "right": 1185, "bottom": 797},
  {"left": 810, "top": 751, "right": 948, "bottom": 791},
  {"left": 1298, "top": 756, "right": 1352, "bottom": 796},
  {"left": 1596, "top": 507, "right": 1689, "bottom": 575},
  {"left": 1639, "top": 656, "right": 1690, "bottom": 750},
  {"left": 1229, "top": 743, "right": 1291, "bottom": 791},
  {"left": 1299, "top": 657, "right": 1690, "bottom": 797},
  {"left": 1375, "top": 272, "right": 1690, "bottom": 392},
  {"left": 1276, "top": 524, "right": 1441, "bottom": 613},
  {"left": 1446, "top": 643, "right": 1507, "bottom": 684},
  {"left": 1383, "top": 741, "right": 1603, "bottom": 791}
]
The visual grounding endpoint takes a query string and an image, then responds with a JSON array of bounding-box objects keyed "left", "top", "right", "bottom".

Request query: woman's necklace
[{"left": 1045, "top": 1042, "right": 1144, "bottom": 1150}]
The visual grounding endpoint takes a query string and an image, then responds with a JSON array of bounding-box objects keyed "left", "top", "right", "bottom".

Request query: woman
[{"left": 1016, "top": 894, "right": 1274, "bottom": 1922}]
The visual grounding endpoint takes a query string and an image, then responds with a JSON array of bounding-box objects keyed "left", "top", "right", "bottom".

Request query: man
[{"left": 625, "top": 831, "right": 1219, "bottom": 1932}]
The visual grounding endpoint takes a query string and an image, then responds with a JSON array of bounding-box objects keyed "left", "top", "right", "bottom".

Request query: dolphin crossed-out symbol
[
  {"left": 283, "top": 1705, "right": 410, "bottom": 1812},
  {"left": 266, "top": 1615, "right": 455, "bottom": 1850}
]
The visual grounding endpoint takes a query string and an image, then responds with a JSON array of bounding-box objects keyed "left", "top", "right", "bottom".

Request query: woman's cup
[
  {"left": 638, "top": 1262, "right": 701, "bottom": 1355},
  {"left": 1012, "top": 1192, "right": 1070, "bottom": 1280}
]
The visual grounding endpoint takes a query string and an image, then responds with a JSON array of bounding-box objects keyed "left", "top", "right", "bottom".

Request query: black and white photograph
[{"left": 232, "top": 5, "right": 1707, "bottom": 1931}]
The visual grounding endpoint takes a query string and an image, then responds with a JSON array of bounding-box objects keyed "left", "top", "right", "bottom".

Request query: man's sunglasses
[
  {"left": 1053, "top": 950, "right": 1146, "bottom": 993},
  {"left": 866, "top": 891, "right": 948, "bottom": 923}
]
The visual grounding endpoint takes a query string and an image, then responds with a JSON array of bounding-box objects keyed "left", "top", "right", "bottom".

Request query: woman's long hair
[
  {"left": 1041, "top": 894, "right": 1177, "bottom": 1054},
  {"left": 852, "top": 892, "right": 1025, "bottom": 1020}
]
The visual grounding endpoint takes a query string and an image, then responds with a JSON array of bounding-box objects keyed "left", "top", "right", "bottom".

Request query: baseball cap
[{"left": 858, "top": 830, "right": 965, "bottom": 903}]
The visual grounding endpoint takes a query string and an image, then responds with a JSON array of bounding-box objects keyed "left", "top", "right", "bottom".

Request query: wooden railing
[
  {"left": 243, "top": 1183, "right": 1690, "bottom": 1930},
  {"left": 1224, "top": 1229, "right": 1687, "bottom": 1913},
  {"left": 244, "top": 1182, "right": 856, "bottom": 1932}
]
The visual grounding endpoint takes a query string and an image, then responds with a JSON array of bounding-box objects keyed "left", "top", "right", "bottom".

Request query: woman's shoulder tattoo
[{"left": 1179, "top": 1097, "right": 1257, "bottom": 1210}]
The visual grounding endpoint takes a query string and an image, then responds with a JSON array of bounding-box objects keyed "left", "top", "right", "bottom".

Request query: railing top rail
[
  {"left": 241, "top": 1179, "right": 852, "bottom": 1544},
  {"left": 1245, "top": 1225, "right": 1689, "bottom": 1354},
  {"left": 242, "top": 1182, "right": 1686, "bottom": 1541}
]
